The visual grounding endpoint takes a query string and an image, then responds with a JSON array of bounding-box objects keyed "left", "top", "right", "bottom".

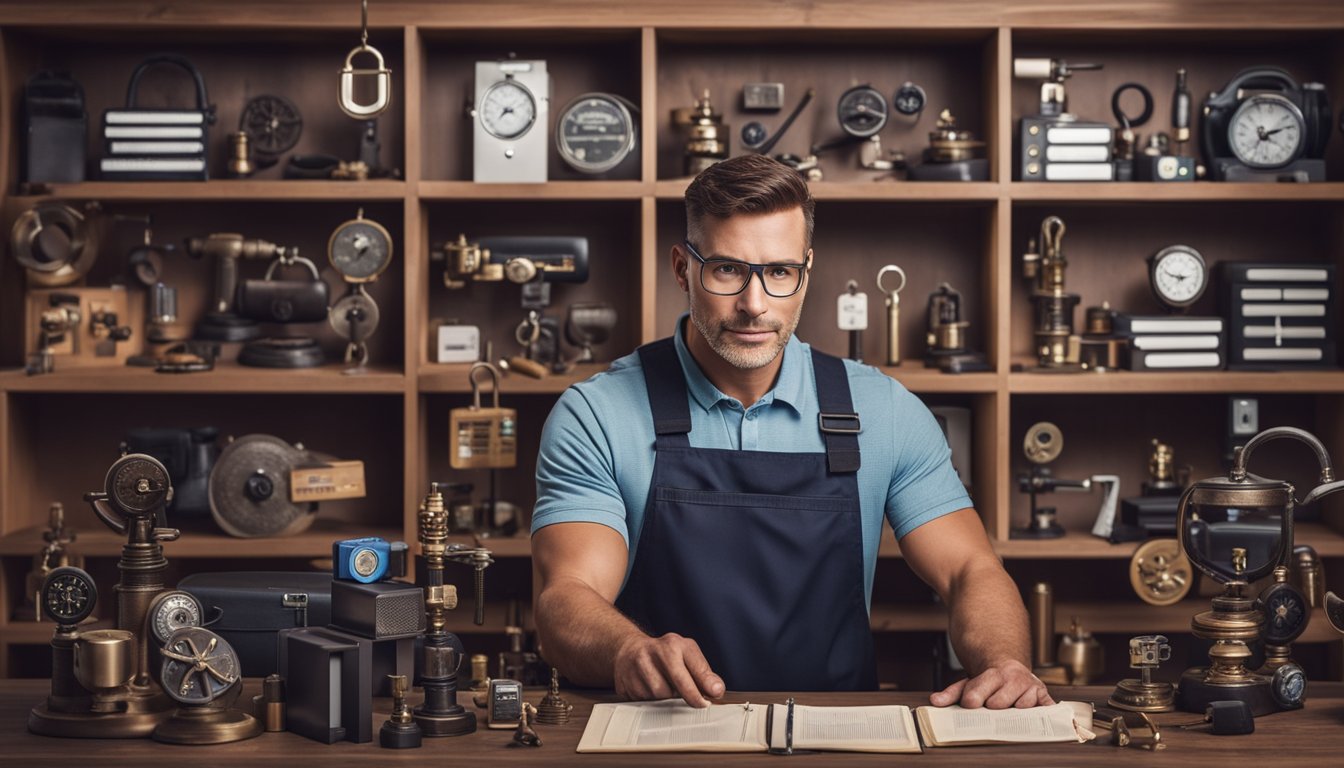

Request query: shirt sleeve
[
  {"left": 885, "top": 386, "right": 975, "bottom": 539},
  {"left": 531, "top": 385, "right": 631, "bottom": 543}
]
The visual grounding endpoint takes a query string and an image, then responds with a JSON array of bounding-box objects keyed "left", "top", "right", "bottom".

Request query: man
[{"left": 531, "top": 154, "right": 1050, "bottom": 710}]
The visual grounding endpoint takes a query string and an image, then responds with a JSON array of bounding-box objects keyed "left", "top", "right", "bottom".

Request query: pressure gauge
[
  {"left": 1229, "top": 93, "right": 1305, "bottom": 169},
  {"left": 837, "top": 84, "right": 888, "bottom": 138},
  {"left": 1257, "top": 578, "right": 1309, "bottom": 646},
  {"left": 160, "top": 627, "right": 242, "bottom": 706},
  {"left": 1271, "top": 662, "right": 1306, "bottom": 709},
  {"left": 893, "top": 82, "right": 927, "bottom": 116},
  {"left": 556, "top": 93, "right": 638, "bottom": 174},
  {"left": 147, "top": 590, "right": 205, "bottom": 645},
  {"left": 328, "top": 210, "right": 393, "bottom": 283},
  {"left": 480, "top": 79, "right": 538, "bottom": 140},
  {"left": 1148, "top": 244, "right": 1207, "bottom": 311},
  {"left": 108, "top": 453, "right": 173, "bottom": 515},
  {"left": 42, "top": 566, "right": 97, "bottom": 626}
]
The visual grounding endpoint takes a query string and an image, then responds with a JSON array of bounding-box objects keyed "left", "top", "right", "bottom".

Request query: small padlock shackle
[{"left": 468, "top": 361, "right": 503, "bottom": 409}]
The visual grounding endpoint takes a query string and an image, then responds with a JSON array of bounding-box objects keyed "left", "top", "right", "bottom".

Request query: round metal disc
[
  {"left": 1022, "top": 422, "right": 1063, "bottom": 464},
  {"left": 160, "top": 627, "right": 241, "bottom": 706},
  {"left": 42, "top": 566, "right": 97, "bottom": 625},
  {"left": 106, "top": 454, "right": 173, "bottom": 515},
  {"left": 209, "top": 434, "right": 311, "bottom": 538},
  {"left": 1130, "top": 538, "right": 1193, "bottom": 606},
  {"left": 239, "top": 94, "right": 303, "bottom": 157},
  {"left": 328, "top": 292, "right": 380, "bottom": 341},
  {"left": 147, "top": 590, "right": 205, "bottom": 645},
  {"left": 327, "top": 217, "right": 393, "bottom": 283}
]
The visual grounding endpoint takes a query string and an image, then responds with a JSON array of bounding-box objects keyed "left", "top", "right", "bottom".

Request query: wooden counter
[{"left": 3, "top": 681, "right": 1342, "bottom": 766}]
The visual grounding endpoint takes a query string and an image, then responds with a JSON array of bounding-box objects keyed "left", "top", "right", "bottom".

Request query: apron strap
[
  {"left": 811, "top": 349, "right": 862, "bottom": 473},
  {"left": 638, "top": 338, "right": 692, "bottom": 445}
]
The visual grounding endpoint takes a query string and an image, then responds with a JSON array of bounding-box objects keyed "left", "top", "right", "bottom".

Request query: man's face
[{"left": 676, "top": 208, "right": 811, "bottom": 370}]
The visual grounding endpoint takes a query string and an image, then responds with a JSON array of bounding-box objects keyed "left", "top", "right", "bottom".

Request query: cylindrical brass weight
[
  {"left": 886, "top": 294, "right": 900, "bottom": 365},
  {"left": 1028, "top": 582, "right": 1056, "bottom": 667}
]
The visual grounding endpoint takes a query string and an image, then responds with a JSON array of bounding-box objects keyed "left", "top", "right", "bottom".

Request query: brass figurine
[
  {"left": 509, "top": 702, "right": 542, "bottom": 748},
  {"left": 535, "top": 668, "right": 573, "bottom": 725},
  {"left": 1024, "top": 216, "right": 1081, "bottom": 369}
]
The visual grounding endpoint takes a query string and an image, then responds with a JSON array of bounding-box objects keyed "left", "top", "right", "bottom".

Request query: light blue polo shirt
[{"left": 532, "top": 317, "right": 973, "bottom": 607}]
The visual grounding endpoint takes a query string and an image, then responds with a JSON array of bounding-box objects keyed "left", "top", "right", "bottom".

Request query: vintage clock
[
  {"left": 1228, "top": 94, "right": 1305, "bottom": 170},
  {"left": 473, "top": 59, "right": 549, "bottom": 183},
  {"left": 1148, "top": 244, "right": 1207, "bottom": 311},
  {"left": 42, "top": 566, "right": 97, "bottom": 626},
  {"left": 328, "top": 209, "right": 393, "bottom": 283}
]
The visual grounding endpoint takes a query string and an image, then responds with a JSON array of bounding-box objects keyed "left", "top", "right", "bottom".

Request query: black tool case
[{"left": 179, "top": 571, "right": 332, "bottom": 676}]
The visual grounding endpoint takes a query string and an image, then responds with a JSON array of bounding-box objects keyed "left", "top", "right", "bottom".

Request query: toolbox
[{"left": 179, "top": 571, "right": 332, "bottom": 677}]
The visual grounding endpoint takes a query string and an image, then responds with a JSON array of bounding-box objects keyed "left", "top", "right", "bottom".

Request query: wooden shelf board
[
  {"left": 881, "top": 369, "right": 1000, "bottom": 393},
  {"left": 655, "top": 179, "right": 1000, "bottom": 201},
  {"left": 418, "top": 180, "right": 650, "bottom": 200},
  {"left": 12, "top": 180, "right": 408, "bottom": 202},
  {"left": 0, "top": 520, "right": 402, "bottom": 558},
  {"left": 1009, "top": 182, "right": 1344, "bottom": 203},
  {"left": 418, "top": 362, "right": 606, "bottom": 394},
  {"left": 1009, "top": 369, "right": 1344, "bottom": 395},
  {"left": 0, "top": 363, "right": 406, "bottom": 394},
  {"left": 886, "top": 524, "right": 1344, "bottom": 560}
]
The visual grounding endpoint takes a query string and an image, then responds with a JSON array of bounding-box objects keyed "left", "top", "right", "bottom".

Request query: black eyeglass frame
[{"left": 682, "top": 239, "right": 810, "bottom": 298}]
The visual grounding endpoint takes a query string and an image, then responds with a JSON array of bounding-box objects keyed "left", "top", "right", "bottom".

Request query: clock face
[
  {"left": 1150, "top": 245, "right": 1207, "bottom": 310},
  {"left": 1229, "top": 94, "right": 1305, "bottom": 169},
  {"left": 329, "top": 217, "right": 393, "bottom": 282},
  {"left": 480, "top": 80, "right": 537, "bottom": 140},
  {"left": 557, "top": 94, "right": 636, "bottom": 173},
  {"left": 42, "top": 566, "right": 97, "bottom": 625},
  {"left": 1259, "top": 581, "right": 1309, "bottom": 645},
  {"left": 837, "top": 85, "right": 888, "bottom": 138}
]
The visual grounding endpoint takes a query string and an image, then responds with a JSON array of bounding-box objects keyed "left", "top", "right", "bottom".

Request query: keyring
[{"left": 876, "top": 264, "right": 906, "bottom": 296}]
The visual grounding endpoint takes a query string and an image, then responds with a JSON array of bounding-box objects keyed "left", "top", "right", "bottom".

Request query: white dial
[
  {"left": 480, "top": 80, "right": 537, "bottom": 140},
  {"left": 1150, "top": 245, "right": 1207, "bottom": 310},
  {"left": 1228, "top": 94, "right": 1305, "bottom": 169}
]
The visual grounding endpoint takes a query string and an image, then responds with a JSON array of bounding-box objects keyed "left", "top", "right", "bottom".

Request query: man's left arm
[{"left": 900, "top": 508, "right": 1054, "bottom": 709}]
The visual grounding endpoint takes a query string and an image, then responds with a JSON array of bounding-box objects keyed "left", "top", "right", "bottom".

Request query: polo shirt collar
[{"left": 672, "top": 313, "right": 807, "bottom": 415}]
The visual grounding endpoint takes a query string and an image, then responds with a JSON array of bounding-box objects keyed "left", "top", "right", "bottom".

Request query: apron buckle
[{"left": 818, "top": 412, "right": 861, "bottom": 434}]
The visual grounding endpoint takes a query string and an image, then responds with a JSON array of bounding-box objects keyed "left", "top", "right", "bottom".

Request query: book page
[
  {"left": 916, "top": 701, "right": 1092, "bottom": 746},
  {"left": 770, "top": 704, "right": 922, "bottom": 754},
  {"left": 577, "top": 700, "right": 766, "bottom": 752}
]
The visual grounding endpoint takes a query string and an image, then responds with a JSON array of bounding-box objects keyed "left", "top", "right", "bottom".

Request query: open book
[
  {"left": 577, "top": 698, "right": 1094, "bottom": 753},
  {"left": 577, "top": 699, "right": 922, "bottom": 753}
]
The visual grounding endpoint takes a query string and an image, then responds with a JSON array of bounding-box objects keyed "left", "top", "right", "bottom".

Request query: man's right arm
[{"left": 532, "top": 521, "right": 725, "bottom": 707}]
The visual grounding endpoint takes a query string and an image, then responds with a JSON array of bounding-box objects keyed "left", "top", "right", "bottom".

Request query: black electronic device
[
  {"left": 330, "top": 579, "right": 426, "bottom": 640},
  {"left": 178, "top": 571, "right": 332, "bottom": 676},
  {"left": 1014, "top": 57, "right": 1113, "bottom": 181},
  {"left": 24, "top": 70, "right": 87, "bottom": 184},
  {"left": 1201, "top": 66, "right": 1331, "bottom": 182},
  {"left": 280, "top": 626, "right": 372, "bottom": 744},
  {"left": 1205, "top": 701, "right": 1255, "bottom": 735},
  {"left": 1218, "top": 262, "right": 1336, "bottom": 369},
  {"left": 486, "top": 679, "right": 524, "bottom": 728}
]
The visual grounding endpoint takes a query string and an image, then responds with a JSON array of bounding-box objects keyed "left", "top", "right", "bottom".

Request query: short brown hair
[{"left": 684, "top": 154, "right": 815, "bottom": 249}]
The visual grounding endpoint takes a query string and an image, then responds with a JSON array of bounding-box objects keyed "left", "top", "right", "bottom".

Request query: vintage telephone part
[
  {"left": 42, "top": 565, "right": 98, "bottom": 627},
  {"left": 328, "top": 209, "right": 393, "bottom": 283},
  {"left": 239, "top": 94, "right": 303, "bottom": 160},
  {"left": 11, "top": 201, "right": 99, "bottom": 287},
  {"left": 555, "top": 92, "right": 638, "bottom": 174},
  {"left": 1148, "top": 244, "right": 1207, "bottom": 311},
  {"left": 208, "top": 434, "right": 315, "bottom": 538},
  {"left": 1129, "top": 538, "right": 1193, "bottom": 606},
  {"left": 892, "top": 81, "right": 927, "bottom": 116},
  {"left": 146, "top": 590, "right": 205, "bottom": 645},
  {"left": 836, "top": 84, "right": 888, "bottom": 138}
]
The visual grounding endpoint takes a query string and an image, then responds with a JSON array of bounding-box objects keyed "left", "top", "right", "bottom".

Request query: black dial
[
  {"left": 147, "top": 590, "right": 205, "bottom": 645},
  {"left": 1271, "top": 663, "right": 1306, "bottom": 709},
  {"left": 107, "top": 454, "right": 171, "bottom": 516},
  {"left": 42, "top": 566, "right": 97, "bottom": 625},
  {"left": 1258, "top": 580, "right": 1309, "bottom": 645},
  {"left": 160, "top": 627, "right": 242, "bottom": 706},
  {"left": 837, "top": 85, "right": 888, "bottom": 138},
  {"left": 328, "top": 214, "right": 393, "bottom": 283},
  {"left": 893, "top": 82, "right": 927, "bottom": 116}
]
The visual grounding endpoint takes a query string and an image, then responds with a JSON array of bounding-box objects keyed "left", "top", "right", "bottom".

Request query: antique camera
[
  {"left": 1202, "top": 66, "right": 1331, "bottom": 182},
  {"left": 1014, "top": 57, "right": 1114, "bottom": 181}
]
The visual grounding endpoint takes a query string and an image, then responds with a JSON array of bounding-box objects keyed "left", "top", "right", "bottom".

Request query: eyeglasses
[{"left": 682, "top": 239, "right": 809, "bottom": 298}]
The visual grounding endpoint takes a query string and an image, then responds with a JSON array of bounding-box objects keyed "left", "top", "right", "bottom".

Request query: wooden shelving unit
[{"left": 1, "top": 0, "right": 1342, "bottom": 682}]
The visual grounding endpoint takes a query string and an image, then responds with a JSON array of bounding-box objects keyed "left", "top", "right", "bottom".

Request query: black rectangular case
[{"left": 179, "top": 571, "right": 332, "bottom": 677}]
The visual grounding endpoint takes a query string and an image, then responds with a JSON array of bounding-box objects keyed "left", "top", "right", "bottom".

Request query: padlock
[
  {"left": 449, "top": 362, "right": 518, "bottom": 470},
  {"left": 338, "top": 44, "right": 392, "bottom": 119}
]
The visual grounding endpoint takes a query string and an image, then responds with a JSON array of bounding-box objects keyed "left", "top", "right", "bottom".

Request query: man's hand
[
  {"left": 613, "top": 632, "right": 726, "bottom": 708},
  {"left": 929, "top": 659, "right": 1054, "bottom": 709}
]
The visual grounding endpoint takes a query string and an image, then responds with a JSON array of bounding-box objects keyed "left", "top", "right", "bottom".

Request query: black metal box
[{"left": 179, "top": 571, "right": 332, "bottom": 677}]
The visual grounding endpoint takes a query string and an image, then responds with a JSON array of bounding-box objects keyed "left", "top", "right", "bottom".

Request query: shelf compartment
[{"left": 0, "top": 363, "right": 406, "bottom": 394}]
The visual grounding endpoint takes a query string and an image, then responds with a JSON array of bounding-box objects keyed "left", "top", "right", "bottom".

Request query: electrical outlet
[{"left": 1230, "top": 397, "right": 1259, "bottom": 437}]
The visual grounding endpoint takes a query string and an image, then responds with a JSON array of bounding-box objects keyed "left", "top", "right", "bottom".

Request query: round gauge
[
  {"left": 893, "top": 82, "right": 927, "bottom": 116},
  {"left": 479, "top": 79, "right": 538, "bottom": 140},
  {"left": 328, "top": 291, "right": 381, "bottom": 342},
  {"left": 160, "top": 627, "right": 242, "bottom": 706},
  {"left": 1271, "top": 663, "right": 1306, "bottom": 709},
  {"left": 1257, "top": 579, "right": 1309, "bottom": 645},
  {"left": 1148, "top": 244, "right": 1207, "bottom": 311},
  {"left": 107, "top": 454, "right": 173, "bottom": 515},
  {"left": 556, "top": 93, "right": 637, "bottom": 174},
  {"left": 328, "top": 212, "right": 393, "bottom": 283},
  {"left": 42, "top": 566, "right": 97, "bottom": 626},
  {"left": 837, "top": 85, "right": 888, "bottom": 138},
  {"left": 147, "top": 590, "right": 204, "bottom": 645},
  {"left": 1228, "top": 93, "right": 1305, "bottom": 170}
]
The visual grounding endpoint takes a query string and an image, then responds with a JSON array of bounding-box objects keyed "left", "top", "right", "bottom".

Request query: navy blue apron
[{"left": 614, "top": 337, "right": 877, "bottom": 691}]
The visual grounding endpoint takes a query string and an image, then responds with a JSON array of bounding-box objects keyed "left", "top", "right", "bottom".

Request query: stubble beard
[{"left": 689, "top": 291, "right": 805, "bottom": 370}]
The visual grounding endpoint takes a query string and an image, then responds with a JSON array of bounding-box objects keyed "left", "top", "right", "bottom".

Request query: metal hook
[
  {"left": 360, "top": 0, "right": 368, "bottom": 46},
  {"left": 876, "top": 264, "right": 906, "bottom": 296}
]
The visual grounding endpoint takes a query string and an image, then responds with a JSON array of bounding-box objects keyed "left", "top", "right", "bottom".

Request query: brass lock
[{"left": 450, "top": 362, "right": 518, "bottom": 470}]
